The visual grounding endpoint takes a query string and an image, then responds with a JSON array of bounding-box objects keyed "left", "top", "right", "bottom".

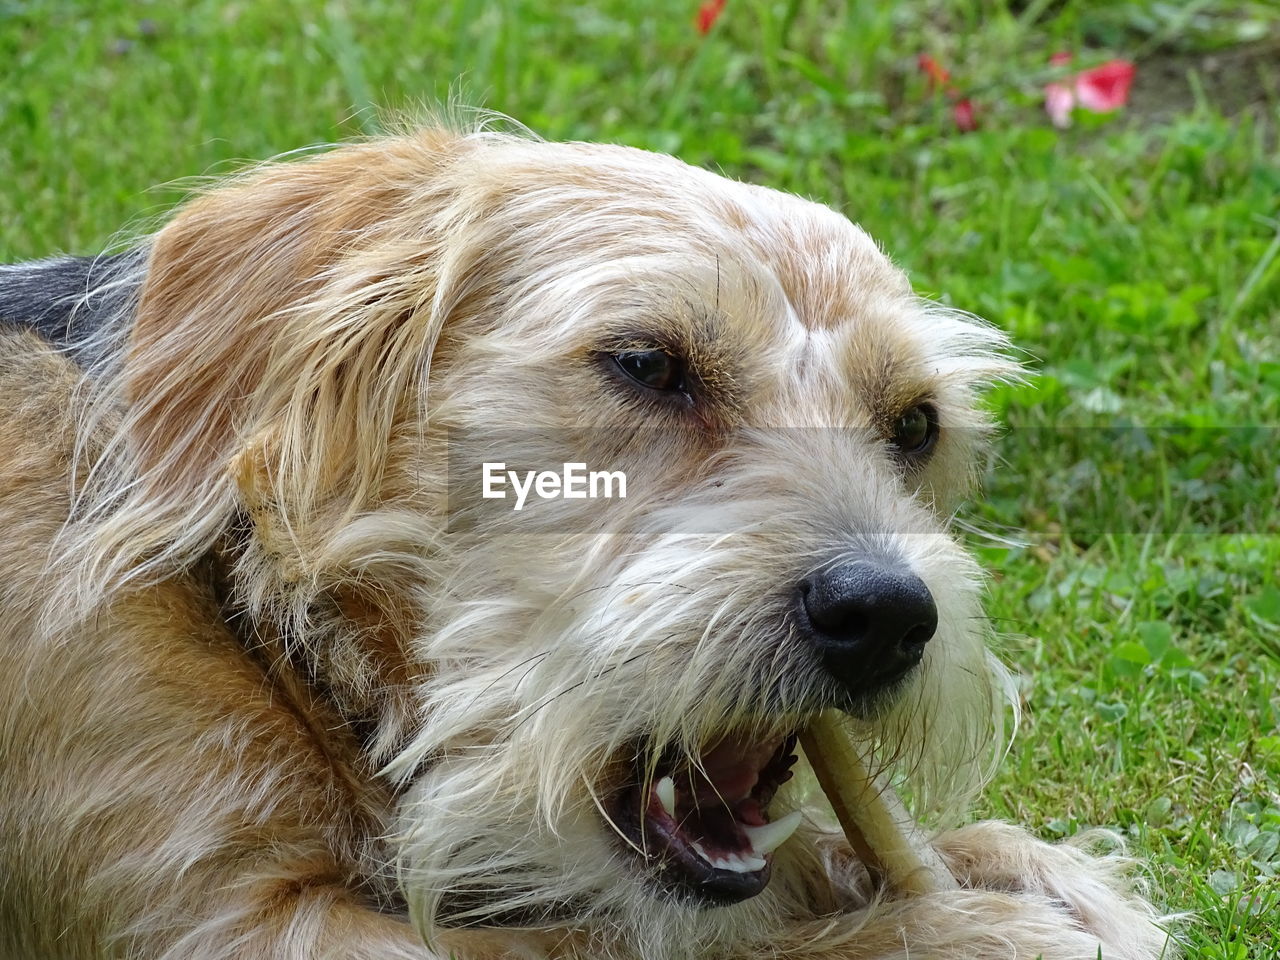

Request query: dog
[{"left": 0, "top": 125, "right": 1175, "bottom": 959}]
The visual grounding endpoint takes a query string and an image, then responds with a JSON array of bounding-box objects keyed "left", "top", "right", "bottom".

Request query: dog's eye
[
  {"left": 889, "top": 403, "right": 939, "bottom": 457},
  {"left": 613, "top": 350, "right": 686, "bottom": 393}
]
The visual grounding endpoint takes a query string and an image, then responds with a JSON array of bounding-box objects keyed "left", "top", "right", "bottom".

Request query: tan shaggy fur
[{"left": 0, "top": 125, "right": 1176, "bottom": 959}]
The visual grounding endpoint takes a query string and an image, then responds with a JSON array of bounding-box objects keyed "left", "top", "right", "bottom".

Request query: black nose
[{"left": 798, "top": 561, "right": 938, "bottom": 698}]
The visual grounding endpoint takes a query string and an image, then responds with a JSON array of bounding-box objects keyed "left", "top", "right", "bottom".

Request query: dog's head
[{"left": 69, "top": 127, "right": 1015, "bottom": 954}]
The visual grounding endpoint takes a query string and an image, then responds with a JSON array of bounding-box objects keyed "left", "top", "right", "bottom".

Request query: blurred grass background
[{"left": 2, "top": 1, "right": 1278, "bottom": 955}]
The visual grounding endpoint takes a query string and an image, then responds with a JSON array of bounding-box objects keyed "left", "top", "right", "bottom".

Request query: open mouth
[{"left": 614, "top": 732, "right": 801, "bottom": 905}]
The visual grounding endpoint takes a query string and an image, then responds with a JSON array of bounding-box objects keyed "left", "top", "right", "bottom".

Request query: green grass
[{"left": 2, "top": 0, "right": 1278, "bottom": 955}]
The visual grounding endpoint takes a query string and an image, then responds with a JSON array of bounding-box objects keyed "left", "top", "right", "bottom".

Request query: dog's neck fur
[
  {"left": 0, "top": 255, "right": 416, "bottom": 780},
  {"left": 210, "top": 519, "right": 422, "bottom": 778}
]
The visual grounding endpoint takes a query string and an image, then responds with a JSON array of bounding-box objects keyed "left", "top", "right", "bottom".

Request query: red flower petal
[
  {"left": 952, "top": 98, "right": 978, "bottom": 132},
  {"left": 1045, "top": 81, "right": 1075, "bottom": 128},
  {"left": 1075, "top": 59, "right": 1136, "bottom": 112},
  {"left": 1044, "top": 55, "right": 1136, "bottom": 126},
  {"left": 696, "top": 0, "right": 726, "bottom": 35},
  {"left": 917, "top": 53, "right": 950, "bottom": 89}
]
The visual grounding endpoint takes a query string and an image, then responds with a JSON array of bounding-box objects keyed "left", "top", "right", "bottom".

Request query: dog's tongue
[{"left": 697, "top": 735, "right": 779, "bottom": 804}]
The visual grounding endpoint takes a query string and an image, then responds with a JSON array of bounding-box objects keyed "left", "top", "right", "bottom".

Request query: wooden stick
[{"left": 800, "top": 713, "right": 958, "bottom": 896}]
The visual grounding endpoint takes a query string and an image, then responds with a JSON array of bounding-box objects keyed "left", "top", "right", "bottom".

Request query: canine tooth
[
  {"left": 655, "top": 776, "right": 677, "bottom": 817},
  {"left": 741, "top": 854, "right": 767, "bottom": 872},
  {"left": 742, "top": 809, "right": 803, "bottom": 855}
]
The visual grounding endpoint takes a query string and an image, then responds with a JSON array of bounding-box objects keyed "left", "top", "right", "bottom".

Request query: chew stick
[{"left": 800, "top": 713, "right": 958, "bottom": 896}]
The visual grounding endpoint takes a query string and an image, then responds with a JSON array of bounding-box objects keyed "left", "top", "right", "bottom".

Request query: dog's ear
[
  {"left": 129, "top": 130, "right": 466, "bottom": 499},
  {"left": 91, "top": 129, "right": 483, "bottom": 583}
]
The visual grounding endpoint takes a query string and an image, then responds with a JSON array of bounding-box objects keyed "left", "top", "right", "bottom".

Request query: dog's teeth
[
  {"left": 717, "top": 852, "right": 766, "bottom": 874},
  {"left": 655, "top": 776, "right": 677, "bottom": 818},
  {"left": 689, "top": 842, "right": 767, "bottom": 874},
  {"left": 742, "top": 810, "right": 803, "bottom": 855}
]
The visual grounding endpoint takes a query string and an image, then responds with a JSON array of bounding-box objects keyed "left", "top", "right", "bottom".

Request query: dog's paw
[
  {"left": 779, "top": 886, "right": 1169, "bottom": 960},
  {"left": 930, "top": 820, "right": 1179, "bottom": 959}
]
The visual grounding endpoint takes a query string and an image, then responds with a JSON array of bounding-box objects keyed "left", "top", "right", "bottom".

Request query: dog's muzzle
[
  {"left": 608, "top": 561, "right": 937, "bottom": 907},
  {"left": 797, "top": 559, "right": 938, "bottom": 707}
]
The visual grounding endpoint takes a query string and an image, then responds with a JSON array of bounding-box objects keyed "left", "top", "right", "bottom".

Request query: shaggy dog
[{"left": 0, "top": 127, "right": 1174, "bottom": 959}]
